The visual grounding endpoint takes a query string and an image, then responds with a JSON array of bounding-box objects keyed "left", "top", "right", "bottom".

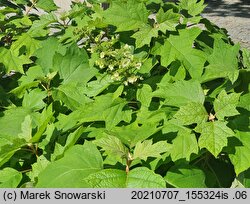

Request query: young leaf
[
  {"left": 0, "top": 168, "right": 22, "bottom": 188},
  {"left": 165, "top": 164, "right": 207, "bottom": 187},
  {"left": 28, "top": 13, "right": 58, "bottom": 37},
  {"left": 156, "top": 8, "right": 180, "bottom": 32},
  {"left": 36, "top": 142, "right": 103, "bottom": 187},
  {"left": 196, "top": 121, "right": 235, "bottom": 157},
  {"left": 174, "top": 102, "right": 208, "bottom": 125},
  {"left": 214, "top": 90, "right": 241, "bottom": 120},
  {"left": 103, "top": 0, "right": 149, "bottom": 32},
  {"left": 133, "top": 140, "right": 170, "bottom": 161},
  {"left": 93, "top": 135, "right": 129, "bottom": 163},
  {"left": 131, "top": 25, "right": 159, "bottom": 48},
  {"left": 28, "top": 155, "right": 50, "bottom": 182}
]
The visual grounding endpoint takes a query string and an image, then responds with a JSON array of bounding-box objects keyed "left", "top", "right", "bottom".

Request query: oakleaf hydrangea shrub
[{"left": 0, "top": 0, "right": 249, "bottom": 188}]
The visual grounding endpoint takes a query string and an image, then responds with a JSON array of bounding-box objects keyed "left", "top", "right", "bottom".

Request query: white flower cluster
[{"left": 88, "top": 32, "right": 143, "bottom": 85}]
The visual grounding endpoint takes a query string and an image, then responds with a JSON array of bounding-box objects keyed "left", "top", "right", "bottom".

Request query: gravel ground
[{"left": 203, "top": 0, "right": 250, "bottom": 49}]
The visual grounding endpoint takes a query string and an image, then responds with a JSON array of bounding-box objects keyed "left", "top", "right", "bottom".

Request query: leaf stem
[{"left": 25, "top": 0, "right": 38, "bottom": 15}]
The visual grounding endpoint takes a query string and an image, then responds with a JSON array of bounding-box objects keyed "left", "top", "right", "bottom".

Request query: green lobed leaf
[
  {"left": 131, "top": 25, "right": 159, "bottom": 48},
  {"left": 34, "top": 37, "right": 66, "bottom": 75},
  {"left": 174, "top": 102, "right": 208, "bottom": 125},
  {"left": 154, "top": 80, "right": 205, "bottom": 107},
  {"left": 196, "top": 121, "right": 235, "bottom": 157},
  {"left": 93, "top": 135, "right": 129, "bottom": 163},
  {"left": 11, "top": 33, "right": 41, "bottom": 58},
  {"left": 17, "top": 115, "right": 32, "bottom": 142},
  {"left": 152, "top": 27, "right": 206, "bottom": 79},
  {"left": 242, "top": 48, "right": 250, "bottom": 69},
  {"left": 22, "top": 89, "right": 47, "bottom": 111},
  {"left": 0, "top": 168, "right": 22, "bottom": 188},
  {"left": 227, "top": 115, "right": 250, "bottom": 175},
  {"left": 103, "top": 0, "right": 149, "bottom": 32},
  {"left": 165, "top": 164, "right": 207, "bottom": 188},
  {"left": 85, "top": 167, "right": 166, "bottom": 188},
  {"left": 178, "top": 0, "right": 206, "bottom": 16},
  {"left": 36, "top": 0, "right": 58, "bottom": 12},
  {"left": 0, "top": 47, "right": 31, "bottom": 73},
  {"left": 52, "top": 84, "right": 92, "bottom": 111},
  {"left": 133, "top": 140, "right": 170, "bottom": 161},
  {"left": 53, "top": 43, "right": 97, "bottom": 85},
  {"left": 0, "top": 138, "right": 27, "bottom": 167},
  {"left": 84, "top": 169, "right": 127, "bottom": 188},
  {"left": 238, "top": 93, "right": 250, "bottom": 111},
  {"left": 201, "top": 38, "right": 240, "bottom": 83},
  {"left": 229, "top": 131, "right": 250, "bottom": 176},
  {"left": 136, "top": 84, "right": 152, "bottom": 108},
  {"left": 214, "top": 90, "right": 241, "bottom": 120},
  {"left": 36, "top": 142, "right": 103, "bottom": 187},
  {"left": 170, "top": 128, "right": 199, "bottom": 161},
  {"left": 28, "top": 13, "right": 58, "bottom": 36},
  {"left": 109, "top": 120, "right": 162, "bottom": 147},
  {"left": 156, "top": 8, "right": 180, "bottom": 32}
]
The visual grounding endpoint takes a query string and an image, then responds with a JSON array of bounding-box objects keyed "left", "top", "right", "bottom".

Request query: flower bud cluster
[{"left": 87, "top": 32, "right": 143, "bottom": 85}]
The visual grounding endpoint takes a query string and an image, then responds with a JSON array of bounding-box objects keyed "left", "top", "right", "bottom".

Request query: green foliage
[{"left": 0, "top": 0, "right": 249, "bottom": 188}]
